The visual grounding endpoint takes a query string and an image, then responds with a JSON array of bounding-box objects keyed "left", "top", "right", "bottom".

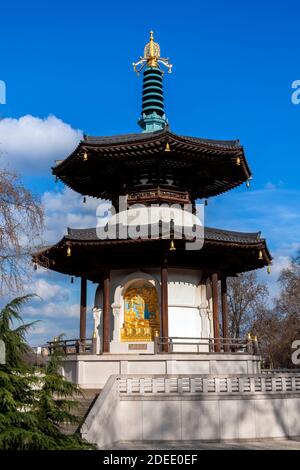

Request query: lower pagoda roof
[
  {"left": 34, "top": 226, "right": 272, "bottom": 282},
  {"left": 52, "top": 128, "right": 251, "bottom": 201}
]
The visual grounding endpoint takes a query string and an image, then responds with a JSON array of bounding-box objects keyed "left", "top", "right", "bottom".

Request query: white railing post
[
  {"left": 215, "top": 377, "right": 220, "bottom": 393},
  {"left": 249, "top": 376, "right": 255, "bottom": 393},
  {"left": 281, "top": 376, "right": 287, "bottom": 393}
]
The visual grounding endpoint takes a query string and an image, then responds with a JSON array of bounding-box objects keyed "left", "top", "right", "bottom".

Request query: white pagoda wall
[{"left": 167, "top": 268, "right": 212, "bottom": 349}]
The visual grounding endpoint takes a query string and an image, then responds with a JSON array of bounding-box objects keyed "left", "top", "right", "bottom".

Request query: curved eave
[
  {"left": 33, "top": 228, "right": 272, "bottom": 279},
  {"left": 53, "top": 129, "right": 248, "bottom": 172},
  {"left": 52, "top": 130, "right": 251, "bottom": 200}
]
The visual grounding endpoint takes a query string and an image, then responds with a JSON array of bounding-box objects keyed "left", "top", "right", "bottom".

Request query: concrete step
[{"left": 60, "top": 389, "right": 101, "bottom": 435}]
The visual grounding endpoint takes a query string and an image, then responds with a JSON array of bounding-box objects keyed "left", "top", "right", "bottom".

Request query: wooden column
[
  {"left": 80, "top": 276, "right": 87, "bottom": 342},
  {"left": 102, "top": 271, "right": 110, "bottom": 353},
  {"left": 221, "top": 277, "right": 229, "bottom": 352},
  {"left": 211, "top": 273, "right": 220, "bottom": 352},
  {"left": 161, "top": 264, "right": 169, "bottom": 352}
]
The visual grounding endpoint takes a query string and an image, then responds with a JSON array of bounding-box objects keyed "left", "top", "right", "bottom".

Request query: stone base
[
  {"left": 62, "top": 353, "right": 261, "bottom": 389},
  {"left": 81, "top": 374, "right": 300, "bottom": 448}
]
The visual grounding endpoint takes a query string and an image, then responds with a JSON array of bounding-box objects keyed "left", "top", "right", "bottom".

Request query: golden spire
[
  {"left": 133, "top": 30, "right": 172, "bottom": 74},
  {"left": 146, "top": 30, "right": 159, "bottom": 67}
]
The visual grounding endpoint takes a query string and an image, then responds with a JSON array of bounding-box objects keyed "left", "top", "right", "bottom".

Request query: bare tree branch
[
  {"left": 227, "top": 272, "right": 269, "bottom": 338},
  {"left": 0, "top": 167, "right": 44, "bottom": 296}
]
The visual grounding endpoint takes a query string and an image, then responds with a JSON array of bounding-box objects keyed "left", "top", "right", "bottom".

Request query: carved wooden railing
[
  {"left": 117, "top": 374, "right": 300, "bottom": 395},
  {"left": 154, "top": 336, "right": 259, "bottom": 354},
  {"left": 47, "top": 337, "right": 96, "bottom": 355}
]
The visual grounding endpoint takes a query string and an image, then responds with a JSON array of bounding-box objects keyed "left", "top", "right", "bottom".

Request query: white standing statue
[{"left": 92, "top": 307, "right": 102, "bottom": 354}]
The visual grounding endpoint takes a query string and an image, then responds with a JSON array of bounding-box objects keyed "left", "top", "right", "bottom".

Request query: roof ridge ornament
[{"left": 133, "top": 30, "right": 173, "bottom": 75}]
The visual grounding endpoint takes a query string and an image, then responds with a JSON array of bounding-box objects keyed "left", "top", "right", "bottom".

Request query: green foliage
[
  {"left": 0, "top": 296, "right": 94, "bottom": 450},
  {"left": 0, "top": 295, "right": 37, "bottom": 370}
]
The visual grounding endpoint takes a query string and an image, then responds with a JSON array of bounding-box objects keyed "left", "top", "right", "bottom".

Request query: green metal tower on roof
[{"left": 133, "top": 31, "right": 172, "bottom": 133}]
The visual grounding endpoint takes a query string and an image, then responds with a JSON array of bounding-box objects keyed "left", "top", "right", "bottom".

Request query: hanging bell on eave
[
  {"left": 165, "top": 142, "right": 171, "bottom": 152},
  {"left": 267, "top": 265, "right": 271, "bottom": 274},
  {"left": 236, "top": 156, "right": 241, "bottom": 166},
  {"left": 170, "top": 239, "right": 176, "bottom": 251},
  {"left": 83, "top": 151, "right": 88, "bottom": 161},
  {"left": 258, "top": 250, "right": 263, "bottom": 260},
  {"left": 67, "top": 245, "right": 72, "bottom": 257}
]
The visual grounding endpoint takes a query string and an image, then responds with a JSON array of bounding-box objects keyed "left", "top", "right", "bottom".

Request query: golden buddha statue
[{"left": 120, "top": 286, "right": 160, "bottom": 341}]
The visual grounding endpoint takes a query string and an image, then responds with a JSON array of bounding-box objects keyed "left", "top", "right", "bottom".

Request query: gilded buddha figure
[{"left": 120, "top": 285, "right": 160, "bottom": 341}]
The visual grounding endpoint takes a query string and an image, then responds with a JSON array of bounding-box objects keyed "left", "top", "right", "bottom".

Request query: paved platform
[{"left": 104, "top": 439, "right": 300, "bottom": 450}]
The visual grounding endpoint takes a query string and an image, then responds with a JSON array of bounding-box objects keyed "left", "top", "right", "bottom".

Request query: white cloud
[
  {"left": 0, "top": 115, "right": 82, "bottom": 175},
  {"left": 42, "top": 187, "right": 101, "bottom": 243},
  {"left": 0, "top": 114, "right": 117, "bottom": 345},
  {"left": 0, "top": 112, "right": 111, "bottom": 243},
  {"left": 24, "top": 301, "right": 79, "bottom": 319},
  {"left": 207, "top": 188, "right": 300, "bottom": 257},
  {"left": 25, "top": 320, "right": 80, "bottom": 347},
  {"left": 264, "top": 181, "right": 284, "bottom": 190},
  {"left": 23, "top": 297, "right": 95, "bottom": 346},
  {"left": 257, "top": 254, "right": 292, "bottom": 299},
  {"left": 23, "top": 278, "right": 70, "bottom": 302},
  {"left": 270, "top": 255, "right": 291, "bottom": 277},
  {"left": 207, "top": 187, "right": 300, "bottom": 299}
]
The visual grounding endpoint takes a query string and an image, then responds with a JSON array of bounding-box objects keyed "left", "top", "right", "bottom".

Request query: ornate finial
[
  {"left": 133, "top": 30, "right": 172, "bottom": 75},
  {"left": 134, "top": 31, "right": 172, "bottom": 132}
]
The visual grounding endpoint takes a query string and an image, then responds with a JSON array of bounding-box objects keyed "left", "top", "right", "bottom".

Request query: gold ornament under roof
[
  {"left": 133, "top": 30, "right": 172, "bottom": 74},
  {"left": 169, "top": 239, "right": 176, "bottom": 251}
]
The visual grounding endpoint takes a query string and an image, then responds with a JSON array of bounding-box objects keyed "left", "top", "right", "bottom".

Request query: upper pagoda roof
[
  {"left": 83, "top": 130, "right": 240, "bottom": 148},
  {"left": 52, "top": 128, "right": 251, "bottom": 200}
]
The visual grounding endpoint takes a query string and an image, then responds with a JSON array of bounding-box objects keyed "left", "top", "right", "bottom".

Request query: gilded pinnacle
[{"left": 133, "top": 30, "right": 172, "bottom": 74}]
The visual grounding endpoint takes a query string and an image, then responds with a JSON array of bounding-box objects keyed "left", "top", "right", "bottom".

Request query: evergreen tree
[{"left": 0, "top": 296, "right": 94, "bottom": 450}]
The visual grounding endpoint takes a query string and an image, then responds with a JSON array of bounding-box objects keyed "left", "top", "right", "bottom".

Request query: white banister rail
[{"left": 116, "top": 374, "right": 300, "bottom": 395}]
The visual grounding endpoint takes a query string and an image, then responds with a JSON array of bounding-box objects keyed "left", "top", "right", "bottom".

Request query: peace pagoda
[{"left": 31, "top": 33, "right": 300, "bottom": 448}]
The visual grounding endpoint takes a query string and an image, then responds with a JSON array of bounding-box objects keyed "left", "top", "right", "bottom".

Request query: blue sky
[{"left": 0, "top": 0, "right": 300, "bottom": 345}]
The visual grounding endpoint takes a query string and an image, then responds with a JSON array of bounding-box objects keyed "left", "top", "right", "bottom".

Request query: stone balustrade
[
  {"left": 81, "top": 372, "right": 300, "bottom": 448},
  {"left": 117, "top": 374, "right": 300, "bottom": 395}
]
